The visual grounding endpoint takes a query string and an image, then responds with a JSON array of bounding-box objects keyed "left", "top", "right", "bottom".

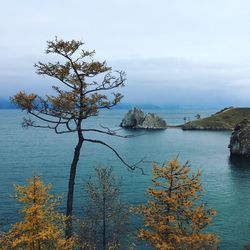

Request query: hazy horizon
[{"left": 1, "top": 0, "right": 250, "bottom": 107}]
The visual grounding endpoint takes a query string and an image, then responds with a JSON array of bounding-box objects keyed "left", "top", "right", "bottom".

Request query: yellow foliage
[
  {"left": 0, "top": 176, "right": 74, "bottom": 250},
  {"left": 11, "top": 91, "right": 37, "bottom": 111},
  {"left": 139, "top": 160, "right": 219, "bottom": 250}
]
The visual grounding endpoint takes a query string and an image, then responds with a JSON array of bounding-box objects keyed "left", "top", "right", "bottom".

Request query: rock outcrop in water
[
  {"left": 120, "top": 108, "right": 167, "bottom": 129},
  {"left": 229, "top": 119, "right": 250, "bottom": 157}
]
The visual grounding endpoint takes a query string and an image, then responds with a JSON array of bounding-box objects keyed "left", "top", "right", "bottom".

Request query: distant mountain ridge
[
  {"left": 0, "top": 98, "right": 229, "bottom": 111},
  {"left": 115, "top": 103, "right": 161, "bottom": 109},
  {"left": 0, "top": 99, "right": 16, "bottom": 109},
  {"left": 0, "top": 100, "right": 161, "bottom": 110}
]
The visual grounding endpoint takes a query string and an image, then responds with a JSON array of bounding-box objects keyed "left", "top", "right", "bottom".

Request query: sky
[{"left": 1, "top": 0, "right": 250, "bottom": 107}]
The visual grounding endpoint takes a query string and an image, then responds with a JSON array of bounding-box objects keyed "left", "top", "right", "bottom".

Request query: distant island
[
  {"left": 121, "top": 107, "right": 167, "bottom": 129},
  {"left": 182, "top": 107, "right": 250, "bottom": 130}
]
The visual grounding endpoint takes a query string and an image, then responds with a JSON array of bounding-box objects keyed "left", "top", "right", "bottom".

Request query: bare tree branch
[
  {"left": 84, "top": 138, "right": 145, "bottom": 174},
  {"left": 28, "top": 111, "right": 66, "bottom": 124},
  {"left": 81, "top": 129, "right": 134, "bottom": 138},
  {"left": 35, "top": 62, "right": 77, "bottom": 90},
  {"left": 83, "top": 71, "right": 126, "bottom": 96}
]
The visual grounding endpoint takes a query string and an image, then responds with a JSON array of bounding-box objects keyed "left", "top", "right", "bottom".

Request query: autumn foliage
[
  {"left": 138, "top": 160, "right": 218, "bottom": 250},
  {"left": 0, "top": 161, "right": 220, "bottom": 250},
  {"left": 11, "top": 38, "right": 128, "bottom": 237},
  {"left": 0, "top": 176, "right": 74, "bottom": 250}
]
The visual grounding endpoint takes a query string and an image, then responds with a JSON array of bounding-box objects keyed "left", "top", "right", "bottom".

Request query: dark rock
[
  {"left": 120, "top": 108, "right": 167, "bottom": 129},
  {"left": 229, "top": 119, "right": 250, "bottom": 157},
  {"left": 120, "top": 108, "right": 145, "bottom": 128}
]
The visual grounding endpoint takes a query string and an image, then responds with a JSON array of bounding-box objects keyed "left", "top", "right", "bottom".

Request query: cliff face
[
  {"left": 120, "top": 108, "right": 167, "bottom": 129},
  {"left": 229, "top": 119, "right": 250, "bottom": 157}
]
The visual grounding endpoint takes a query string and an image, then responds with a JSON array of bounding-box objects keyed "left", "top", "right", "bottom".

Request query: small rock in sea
[
  {"left": 120, "top": 107, "right": 167, "bottom": 129},
  {"left": 229, "top": 119, "right": 250, "bottom": 157}
]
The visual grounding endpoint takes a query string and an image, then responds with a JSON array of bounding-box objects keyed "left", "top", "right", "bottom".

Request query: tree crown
[
  {"left": 0, "top": 176, "right": 74, "bottom": 250},
  {"left": 139, "top": 159, "right": 218, "bottom": 250},
  {"left": 11, "top": 37, "right": 125, "bottom": 131}
]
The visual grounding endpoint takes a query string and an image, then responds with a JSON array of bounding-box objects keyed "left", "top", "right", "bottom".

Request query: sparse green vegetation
[
  {"left": 77, "top": 167, "right": 131, "bottom": 250},
  {"left": 182, "top": 107, "right": 250, "bottom": 130}
]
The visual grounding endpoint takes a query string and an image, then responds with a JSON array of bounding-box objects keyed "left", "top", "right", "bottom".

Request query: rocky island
[
  {"left": 120, "top": 108, "right": 167, "bottom": 129},
  {"left": 182, "top": 107, "right": 250, "bottom": 130},
  {"left": 229, "top": 119, "right": 250, "bottom": 158}
]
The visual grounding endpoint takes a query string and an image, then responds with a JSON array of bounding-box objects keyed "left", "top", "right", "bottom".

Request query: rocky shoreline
[
  {"left": 120, "top": 107, "right": 250, "bottom": 158},
  {"left": 229, "top": 119, "right": 250, "bottom": 158}
]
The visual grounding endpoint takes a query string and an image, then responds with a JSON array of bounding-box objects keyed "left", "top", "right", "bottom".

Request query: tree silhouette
[{"left": 11, "top": 38, "right": 140, "bottom": 237}]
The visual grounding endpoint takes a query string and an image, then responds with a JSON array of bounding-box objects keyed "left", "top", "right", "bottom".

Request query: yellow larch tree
[
  {"left": 138, "top": 159, "right": 218, "bottom": 250},
  {"left": 0, "top": 176, "right": 74, "bottom": 250}
]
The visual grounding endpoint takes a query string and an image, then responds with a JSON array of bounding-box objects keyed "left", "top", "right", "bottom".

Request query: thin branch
[
  {"left": 53, "top": 75, "right": 77, "bottom": 90},
  {"left": 35, "top": 62, "right": 77, "bottom": 90},
  {"left": 29, "top": 106, "right": 74, "bottom": 123},
  {"left": 54, "top": 117, "right": 62, "bottom": 133},
  {"left": 28, "top": 111, "right": 66, "bottom": 124},
  {"left": 29, "top": 124, "right": 54, "bottom": 129},
  {"left": 66, "top": 120, "right": 76, "bottom": 132},
  {"left": 29, "top": 123, "right": 76, "bottom": 135},
  {"left": 58, "top": 53, "right": 84, "bottom": 86},
  {"left": 81, "top": 128, "right": 134, "bottom": 138},
  {"left": 83, "top": 71, "right": 126, "bottom": 96},
  {"left": 100, "top": 124, "right": 122, "bottom": 133},
  {"left": 84, "top": 138, "right": 145, "bottom": 174},
  {"left": 97, "top": 103, "right": 120, "bottom": 110}
]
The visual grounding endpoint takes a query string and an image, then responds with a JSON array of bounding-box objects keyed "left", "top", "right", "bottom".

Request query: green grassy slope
[{"left": 182, "top": 107, "right": 250, "bottom": 130}]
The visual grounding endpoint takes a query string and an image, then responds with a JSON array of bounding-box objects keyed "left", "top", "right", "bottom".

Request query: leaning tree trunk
[{"left": 65, "top": 134, "right": 84, "bottom": 238}]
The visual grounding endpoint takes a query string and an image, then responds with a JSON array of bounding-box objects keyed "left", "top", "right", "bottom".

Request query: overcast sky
[{"left": 1, "top": 0, "right": 250, "bottom": 107}]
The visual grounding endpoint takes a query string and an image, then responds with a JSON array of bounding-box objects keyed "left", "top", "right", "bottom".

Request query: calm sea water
[{"left": 1, "top": 108, "right": 250, "bottom": 249}]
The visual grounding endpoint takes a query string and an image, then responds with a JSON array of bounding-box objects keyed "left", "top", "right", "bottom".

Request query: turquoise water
[{"left": 1, "top": 109, "right": 250, "bottom": 249}]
